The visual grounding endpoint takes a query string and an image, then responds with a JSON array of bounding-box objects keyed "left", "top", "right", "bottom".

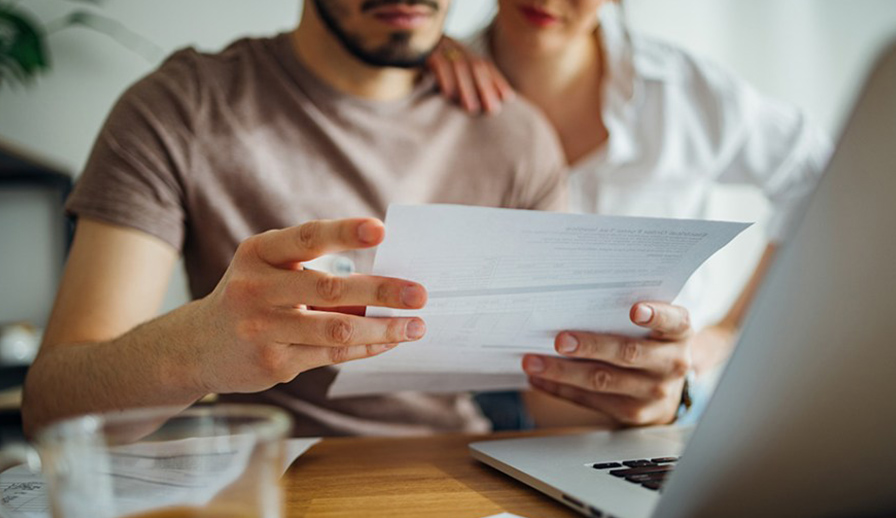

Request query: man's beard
[{"left": 313, "top": 0, "right": 441, "bottom": 69}]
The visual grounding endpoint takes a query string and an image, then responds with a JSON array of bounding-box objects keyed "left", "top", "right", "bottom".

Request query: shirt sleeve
[
  {"left": 65, "top": 49, "right": 204, "bottom": 251},
  {"left": 705, "top": 62, "right": 833, "bottom": 242}
]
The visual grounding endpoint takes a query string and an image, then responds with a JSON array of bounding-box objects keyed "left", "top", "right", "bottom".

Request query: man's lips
[
  {"left": 369, "top": 6, "right": 434, "bottom": 29},
  {"left": 519, "top": 5, "right": 560, "bottom": 27}
]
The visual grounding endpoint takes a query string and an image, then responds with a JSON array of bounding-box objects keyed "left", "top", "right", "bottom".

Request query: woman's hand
[
  {"left": 427, "top": 37, "right": 515, "bottom": 115},
  {"left": 524, "top": 302, "right": 694, "bottom": 427}
]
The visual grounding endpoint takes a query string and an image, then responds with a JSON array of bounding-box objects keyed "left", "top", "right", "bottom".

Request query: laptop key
[
  {"left": 622, "top": 459, "right": 655, "bottom": 468},
  {"left": 625, "top": 472, "right": 668, "bottom": 483},
  {"left": 609, "top": 465, "right": 674, "bottom": 477},
  {"left": 650, "top": 457, "right": 679, "bottom": 464},
  {"left": 641, "top": 482, "right": 663, "bottom": 491},
  {"left": 591, "top": 462, "right": 622, "bottom": 469}
]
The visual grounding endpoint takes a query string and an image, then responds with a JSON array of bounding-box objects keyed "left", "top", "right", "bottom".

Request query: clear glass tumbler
[{"left": 0, "top": 404, "right": 291, "bottom": 518}]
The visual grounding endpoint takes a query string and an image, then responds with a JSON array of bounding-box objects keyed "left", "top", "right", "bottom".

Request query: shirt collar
[
  {"left": 598, "top": 2, "right": 670, "bottom": 166},
  {"left": 599, "top": 2, "right": 637, "bottom": 103},
  {"left": 599, "top": 2, "right": 674, "bottom": 93}
]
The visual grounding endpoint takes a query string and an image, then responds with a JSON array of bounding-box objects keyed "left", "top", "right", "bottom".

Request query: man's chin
[
  {"left": 359, "top": 51, "right": 432, "bottom": 69},
  {"left": 351, "top": 37, "right": 438, "bottom": 69}
]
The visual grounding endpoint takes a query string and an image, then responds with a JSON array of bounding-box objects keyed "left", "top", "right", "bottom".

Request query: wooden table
[{"left": 282, "top": 429, "right": 585, "bottom": 518}]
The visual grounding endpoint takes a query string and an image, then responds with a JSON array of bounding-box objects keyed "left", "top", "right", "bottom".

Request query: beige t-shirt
[{"left": 67, "top": 33, "right": 567, "bottom": 436}]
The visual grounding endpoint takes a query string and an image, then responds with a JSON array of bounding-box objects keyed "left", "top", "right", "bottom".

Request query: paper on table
[
  {"left": 0, "top": 437, "right": 320, "bottom": 517},
  {"left": 282, "top": 437, "right": 320, "bottom": 473},
  {"left": 329, "top": 204, "right": 750, "bottom": 397}
]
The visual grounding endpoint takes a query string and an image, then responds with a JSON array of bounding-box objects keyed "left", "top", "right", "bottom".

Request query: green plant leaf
[
  {"left": 0, "top": 51, "right": 30, "bottom": 87},
  {"left": 0, "top": 9, "right": 50, "bottom": 80}
]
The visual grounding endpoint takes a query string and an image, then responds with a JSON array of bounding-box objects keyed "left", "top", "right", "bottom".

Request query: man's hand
[
  {"left": 523, "top": 302, "right": 693, "bottom": 427},
  {"left": 192, "top": 218, "right": 428, "bottom": 394}
]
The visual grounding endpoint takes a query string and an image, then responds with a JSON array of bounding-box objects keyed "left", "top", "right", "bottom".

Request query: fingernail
[
  {"left": 557, "top": 333, "right": 579, "bottom": 354},
  {"left": 357, "top": 221, "right": 380, "bottom": 245},
  {"left": 406, "top": 319, "right": 426, "bottom": 340},
  {"left": 634, "top": 304, "right": 654, "bottom": 325},
  {"left": 524, "top": 356, "right": 545, "bottom": 374},
  {"left": 401, "top": 285, "right": 426, "bottom": 307}
]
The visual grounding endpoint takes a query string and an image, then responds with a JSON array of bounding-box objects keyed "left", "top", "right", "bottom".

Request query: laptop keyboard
[{"left": 591, "top": 457, "right": 679, "bottom": 491}]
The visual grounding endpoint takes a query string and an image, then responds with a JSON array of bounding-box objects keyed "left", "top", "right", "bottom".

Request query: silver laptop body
[{"left": 470, "top": 39, "right": 896, "bottom": 518}]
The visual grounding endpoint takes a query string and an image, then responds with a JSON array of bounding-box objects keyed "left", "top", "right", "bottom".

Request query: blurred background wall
[{"left": 2, "top": 0, "right": 896, "bottom": 327}]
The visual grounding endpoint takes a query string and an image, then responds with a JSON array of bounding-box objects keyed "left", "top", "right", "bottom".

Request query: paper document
[
  {"left": 0, "top": 437, "right": 319, "bottom": 517},
  {"left": 329, "top": 204, "right": 750, "bottom": 397}
]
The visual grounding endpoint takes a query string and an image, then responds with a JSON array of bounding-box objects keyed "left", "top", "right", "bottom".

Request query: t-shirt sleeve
[
  {"left": 66, "top": 49, "right": 203, "bottom": 251},
  {"left": 704, "top": 61, "right": 833, "bottom": 242}
]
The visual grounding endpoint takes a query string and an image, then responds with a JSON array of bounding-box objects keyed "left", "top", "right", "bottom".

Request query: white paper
[
  {"left": 0, "top": 468, "right": 46, "bottom": 518},
  {"left": 282, "top": 437, "right": 320, "bottom": 473},
  {"left": 330, "top": 204, "right": 750, "bottom": 397},
  {"left": 0, "top": 437, "right": 320, "bottom": 517}
]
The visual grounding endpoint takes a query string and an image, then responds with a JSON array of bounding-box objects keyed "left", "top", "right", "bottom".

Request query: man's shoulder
[
  {"left": 110, "top": 35, "right": 286, "bottom": 134},
  {"left": 419, "top": 90, "right": 567, "bottom": 209},
  {"left": 130, "top": 36, "right": 279, "bottom": 103},
  {"left": 458, "top": 93, "right": 564, "bottom": 159}
]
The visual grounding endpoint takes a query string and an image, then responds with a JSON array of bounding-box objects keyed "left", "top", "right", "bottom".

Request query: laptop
[{"left": 470, "top": 39, "right": 896, "bottom": 518}]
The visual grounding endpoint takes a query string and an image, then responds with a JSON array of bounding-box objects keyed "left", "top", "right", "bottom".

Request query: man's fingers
[
  {"left": 631, "top": 302, "right": 693, "bottom": 340},
  {"left": 265, "top": 269, "right": 427, "bottom": 310},
  {"left": 251, "top": 219, "right": 384, "bottom": 266},
  {"left": 553, "top": 332, "right": 690, "bottom": 376},
  {"left": 522, "top": 355, "right": 678, "bottom": 400},
  {"left": 271, "top": 311, "right": 426, "bottom": 347},
  {"left": 307, "top": 305, "right": 366, "bottom": 316},
  {"left": 291, "top": 342, "right": 400, "bottom": 369},
  {"left": 528, "top": 377, "right": 672, "bottom": 427}
]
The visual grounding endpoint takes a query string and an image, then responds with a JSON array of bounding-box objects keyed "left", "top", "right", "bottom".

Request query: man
[
  {"left": 22, "top": 0, "right": 566, "bottom": 436},
  {"left": 23, "top": 0, "right": 695, "bottom": 436}
]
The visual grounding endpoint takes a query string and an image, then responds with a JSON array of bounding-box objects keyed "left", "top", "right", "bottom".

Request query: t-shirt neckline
[{"left": 272, "top": 32, "right": 437, "bottom": 115}]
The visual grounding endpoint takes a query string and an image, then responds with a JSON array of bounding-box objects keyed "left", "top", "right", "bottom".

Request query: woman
[{"left": 429, "top": 0, "right": 830, "bottom": 428}]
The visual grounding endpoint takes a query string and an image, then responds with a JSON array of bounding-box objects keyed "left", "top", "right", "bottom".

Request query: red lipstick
[{"left": 519, "top": 5, "right": 560, "bottom": 27}]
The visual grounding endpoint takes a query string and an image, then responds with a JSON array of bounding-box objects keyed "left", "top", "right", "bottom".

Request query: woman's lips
[
  {"left": 371, "top": 6, "right": 433, "bottom": 29},
  {"left": 519, "top": 5, "right": 560, "bottom": 27}
]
